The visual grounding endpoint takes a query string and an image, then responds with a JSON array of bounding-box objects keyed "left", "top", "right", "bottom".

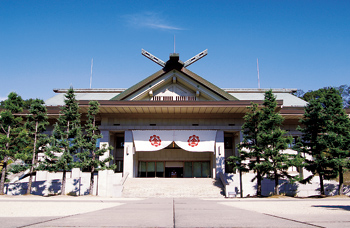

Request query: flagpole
[
  {"left": 257, "top": 58, "right": 260, "bottom": 89},
  {"left": 90, "top": 58, "right": 93, "bottom": 89}
]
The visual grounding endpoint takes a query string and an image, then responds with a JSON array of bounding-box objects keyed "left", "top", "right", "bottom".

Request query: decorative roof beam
[
  {"left": 183, "top": 49, "right": 208, "bottom": 67},
  {"left": 141, "top": 49, "right": 165, "bottom": 67}
]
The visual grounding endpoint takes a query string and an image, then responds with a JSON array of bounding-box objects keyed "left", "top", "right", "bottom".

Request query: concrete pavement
[{"left": 0, "top": 195, "right": 349, "bottom": 228}]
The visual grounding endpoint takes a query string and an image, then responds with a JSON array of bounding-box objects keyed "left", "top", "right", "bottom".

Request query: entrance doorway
[
  {"left": 165, "top": 167, "right": 183, "bottom": 178},
  {"left": 138, "top": 161, "right": 211, "bottom": 178},
  {"left": 184, "top": 161, "right": 211, "bottom": 178}
]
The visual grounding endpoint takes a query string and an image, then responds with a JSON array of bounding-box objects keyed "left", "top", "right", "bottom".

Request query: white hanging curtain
[
  {"left": 174, "top": 130, "right": 217, "bottom": 152},
  {"left": 132, "top": 130, "right": 217, "bottom": 152},
  {"left": 132, "top": 130, "right": 173, "bottom": 151}
]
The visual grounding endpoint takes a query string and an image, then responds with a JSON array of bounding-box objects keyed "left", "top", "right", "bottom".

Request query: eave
[{"left": 41, "top": 100, "right": 308, "bottom": 120}]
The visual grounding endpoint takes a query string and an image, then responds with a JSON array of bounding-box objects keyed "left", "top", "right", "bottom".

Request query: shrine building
[{"left": 44, "top": 50, "right": 307, "bottom": 182}]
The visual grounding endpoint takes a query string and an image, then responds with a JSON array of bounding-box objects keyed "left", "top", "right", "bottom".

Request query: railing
[{"left": 151, "top": 96, "right": 196, "bottom": 101}]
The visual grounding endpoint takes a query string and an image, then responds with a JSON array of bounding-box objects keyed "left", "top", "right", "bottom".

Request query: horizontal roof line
[
  {"left": 53, "top": 88, "right": 127, "bottom": 93},
  {"left": 223, "top": 88, "right": 297, "bottom": 93},
  {"left": 53, "top": 88, "right": 298, "bottom": 94},
  {"left": 76, "top": 100, "right": 283, "bottom": 107}
]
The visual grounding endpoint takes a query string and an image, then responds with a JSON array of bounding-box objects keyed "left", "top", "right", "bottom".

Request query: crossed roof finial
[{"left": 141, "top": 49, "right": 208, "bottom": 69}]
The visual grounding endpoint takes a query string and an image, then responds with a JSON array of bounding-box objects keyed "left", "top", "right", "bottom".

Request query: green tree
[
  {"left": 302, "top": 88, "right": 329, "bottom": 102},
  {"left": 337, "top": 84, "right": 350, "bottom": 108},
  {"left": 294, "top": 89, "right": 335, "bottom": 195},
  {"left": 321, "top": 88, "right": 350, "bottom": 195},
  {"left": 301, "top": 85, "right": 350, "bottom": 108},
  {"left": 76, "top": 100, "right": 114, "bottom": 195},
  {"left": 41, "top": 88, "right": 82, "bottom": 195},
  {"left": 0, "top": 92, "right": 25, "bottom": 195},
  {"left": 258, "top": 90, "right": 293, "bottom": 195},
  {"left": 22, "top": 99, "right": 49, "bottom": 194},
  {"left": 235, "top": 102, "right": 265, "bottom": 196}
]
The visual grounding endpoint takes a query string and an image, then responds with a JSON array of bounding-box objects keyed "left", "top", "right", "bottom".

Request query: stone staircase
[{"left": 122, "top": 178, "right": 225, "bottom": 198}]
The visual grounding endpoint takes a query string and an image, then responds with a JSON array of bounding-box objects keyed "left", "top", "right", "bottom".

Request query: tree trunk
[
  {"left": 61, "top": 170, "right": 66, "bottom": 195},
  {"left": 319, "top": 172, "right": 325, "bottom": 195},
  {"left": 0, "top": 158, "right": 7, "bottom": 195},
  {"left": 239, "top": 169, "right": 243, "bottom": 198},
  {"left": 257, "top": 171, "right": 262, "bottom": 196},
  {"left": 89, "top": 167, "right": 95, "bottom": 195},
  {"left": 339, "top": 166, "right": 344, "bottom": 195},
  {"left": 274, "top": 170, "right": 279, "bottom": 195},
  {"left": 27, "top": 166, "right": 34, "bottom": 195},
  {"left": 27, "top": 122, "right": 38, "bottom": 195},
  {"left": 89, "top": 116, "right": 96, "bottom": 196},
  {"left": 0, "top": 126, "right": 11, "bottom": 195}
]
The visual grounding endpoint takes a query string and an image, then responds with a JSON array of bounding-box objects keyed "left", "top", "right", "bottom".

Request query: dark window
[
  {"left": 115, "top": 160, "right": 123, "bottom": 173},
  {"left": 116, "top": 137, "right": 124, "bottom": 148},
  {"left": 224, "top": 137, "right": 233, "bottom": 149}
]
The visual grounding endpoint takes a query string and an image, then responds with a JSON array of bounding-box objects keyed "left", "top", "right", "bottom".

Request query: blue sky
[{"left": 1, "top": 1, "right": 349, "bottom": 101}]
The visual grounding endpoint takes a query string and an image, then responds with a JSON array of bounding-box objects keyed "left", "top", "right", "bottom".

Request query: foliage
[
  {"left": 337, "top": 85, "right": 350, "bottom": 108},
  {"left": 18, "top": 99, "right": 49, "bottom": 194},
  {"left": 1, "top": 98, "right": 35, "bottom": 109},
  {"left": 233, "top": 102, "right": 264, "bottom": 196},
  {"left": 231, "top": 90, "right": 296, "bottom": 196},
  {"left": 321, "top": 88, "right": 350, "bottom": 194},
  {"left": 0, "top": 92, "right": 26, "bottom": 195},
  {"left": 258, "top": 90, "right": 293, "bottom": 195},
  {"left": 76, "top": 100, "right": 115, "bottom": 195},
  {"left": 294, "top": 88, "right": 350, "bottom": 195},
  {"left": 40, "top": 88, "right": 82, "bottom": 195},
  {"left": 298, "top": 85, "right": 350, "bottom": 108}
]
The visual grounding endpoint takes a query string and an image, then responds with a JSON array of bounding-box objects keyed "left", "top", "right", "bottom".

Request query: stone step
[{"left": 122, "top": 178, "right": 225, "bottom": 198}]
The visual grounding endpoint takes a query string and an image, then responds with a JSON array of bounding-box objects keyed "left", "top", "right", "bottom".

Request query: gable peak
[{"left": 141, "top": 49, "right": 208, "bottom": 72}]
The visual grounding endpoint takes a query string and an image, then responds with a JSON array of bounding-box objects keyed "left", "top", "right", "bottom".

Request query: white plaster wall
[
  {"left": 5, "top": 169, "right": 99, "bottom": 196},
  {"left": 123, "top": 130, "right": 134, "bottom": 177},
  {"left": 215, "top": 130, "right": 225, "bottom": 179}
]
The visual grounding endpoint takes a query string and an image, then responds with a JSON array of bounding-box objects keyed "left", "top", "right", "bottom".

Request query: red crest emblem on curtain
[
  {"left": 188, "top": 135, "right": 200, "bottom": 147},
  {"left": 149, "top": 135, "right": 161, "bottom": 147}
]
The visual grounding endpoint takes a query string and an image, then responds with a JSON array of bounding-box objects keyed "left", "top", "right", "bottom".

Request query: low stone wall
[
  {"left": 225, "top": 173, "right": 350, "bottom": 197},
  {"left": 4, "top": 169, "right": 123, "bottom": 197}
]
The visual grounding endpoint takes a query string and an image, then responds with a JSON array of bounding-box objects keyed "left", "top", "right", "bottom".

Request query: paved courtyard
[{"left": 0, "top": 195, "right": 349, "bottom": 228}]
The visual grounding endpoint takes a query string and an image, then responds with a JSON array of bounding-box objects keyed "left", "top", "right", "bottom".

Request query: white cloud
[
  {"left": 123, "top": 12, "right": 184, "bottom": 31},
  {"left": 0, "top": 97, "right": 7, "bottom": 102}
]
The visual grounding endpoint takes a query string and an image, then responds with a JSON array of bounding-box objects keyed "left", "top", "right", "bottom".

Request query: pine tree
[
  {"left": 236, "top": 102, "right": 265, "bottom": 196},
  {"left": 258, "top": 90, "right": 293, "bottom": 195},
  {"left": 295, "top": 90, "right": 335, "bottom": 195},
  {"left": 322, "top": 88, "right": 350, "bottom": 195},
  {"left": 22, "top": 99, "right": 49, "bottom": 194},
  {"left": 0, "top": 92, "right": 25, "bottom": 195},
  {"left": 76, "top": 100, "right": 114, "bottom": 195},
  {"left": 41, "top": 88, "right": 82, "bottom": 195}
]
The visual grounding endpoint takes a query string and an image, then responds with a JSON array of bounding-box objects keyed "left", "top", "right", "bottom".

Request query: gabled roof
[
  {"left": 111, "top": 69, "right": 165, "bottom": 101},
  {"left": 45, "top": 51, "right": 307, "bottom": 110},
  {"left": 111, "top": 67, "right": 237, "bottom": 101}
]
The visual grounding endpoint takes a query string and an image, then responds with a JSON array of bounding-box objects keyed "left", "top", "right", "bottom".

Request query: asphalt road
[{"left": 0, "top": 195, "right": 349, "bottom": 228}]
